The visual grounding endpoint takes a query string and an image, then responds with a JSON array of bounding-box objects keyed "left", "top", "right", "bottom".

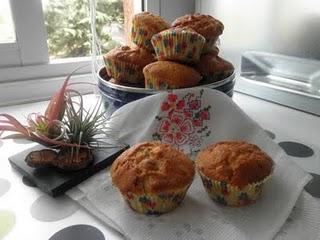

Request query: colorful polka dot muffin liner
[
  {"left": 131, "top": 25, "right": 154, "bottom": 52},
  {"left": 202, "top": 37, "right": 219, "bottom": 54},
  {"left": 103, "top": 57, "right": 143, "bottom": 84},
  {"left": 151, "top": 30, "right": 205, "bottom": 63},
  {"left": 198, "top": 170, "right": 272, "bottom": 207},
  {"left": 144, "top": 75, "right": 176, "bottom": 90},
  {"left": 122, "top": 186, "right": 191, "bottom": 215}
]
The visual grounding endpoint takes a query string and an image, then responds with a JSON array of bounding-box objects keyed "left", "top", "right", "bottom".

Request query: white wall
[{"left": 146, "top": 0, "right": 195, "bottom": 23}]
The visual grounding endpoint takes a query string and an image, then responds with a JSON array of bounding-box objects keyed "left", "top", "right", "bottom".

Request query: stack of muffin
[{"left": 104, "top": 12, "right": 234, "bottom": 90}]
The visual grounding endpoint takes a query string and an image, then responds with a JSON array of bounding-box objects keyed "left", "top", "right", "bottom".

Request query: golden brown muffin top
[
  {"left": 104, "top": 46, "right": 156, "bottom": 68},
  {"left": 132, "top": 12, "right": 170, "bottom": 34},
  {"left": 172, "top": 13, "right": 224, "bottom": 40},
  {"left": 158, "top": 26, "right": 198, "bottom": 35},
  {"left": 196, "top": 141, "right": 273, "bottom": 188},
  {"left": 196, "top": 55, "right": 234, "bottom": 76},
  {"left": 111, "top": 141, "right": 195, "bottom": 195},
  {"left": 143, "top": 61, "right": 201, "bottom": 88}
]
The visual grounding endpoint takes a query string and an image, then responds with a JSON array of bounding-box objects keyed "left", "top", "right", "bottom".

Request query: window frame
[
  {"left": 0, "top": 0, "right": 93, "bottom": 78},
  {"left": 0, "top": 42, "right": 20, "bottom": 67},
  {"left": 1, "top": 0, "right": 49, "bottom": 68}
]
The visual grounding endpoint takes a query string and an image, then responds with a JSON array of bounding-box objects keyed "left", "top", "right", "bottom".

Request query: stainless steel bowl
[{"left": 97, "top": 67, "right": 236, "bottom": 116}]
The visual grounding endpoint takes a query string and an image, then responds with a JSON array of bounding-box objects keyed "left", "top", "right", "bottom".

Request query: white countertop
[
  {"left": 0, "top": 92, "right": 319, "bottom": 240},
  {"left": 234, "top": 93, "right": 320, "bottom": 175}
]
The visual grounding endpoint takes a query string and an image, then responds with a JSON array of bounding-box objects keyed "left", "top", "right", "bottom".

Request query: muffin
[
  {"left": 103, "top": 45, "right": 156, "bottom": 84},
  {"left": 111, "top": 141, "right": 195, "bottom": 215},
  {"left": 151, "top": 27, "right": 205, "bottom": 63},
  {"left": 196, "top": 54, "right": 234, "bottom": 83},
  {"left": 196, "top": 141, "right": 274, "bottom": 206},
  {"left": 143, "top": 61, "right": 201, "bottom": 90},
  {"left": 131, "top": 12, "right": 170, "bottom": 52},
  {"left": 172, "top": 13, "right": 224, "bottom": 53}
]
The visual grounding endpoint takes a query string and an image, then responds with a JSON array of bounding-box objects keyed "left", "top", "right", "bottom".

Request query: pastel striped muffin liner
[
  {"left": 121, "top": 185, "right": 191, "bottom": 215},
  {"left": 198, "top": 170, "right": 272, "bottom": 207},
  {"left": 144, "top": 74, "right": 173, "bottom": 90},
  {"left": 131, "top": 25, "right": 154, "bottom": 52},
  {"left": 202, "top": 37, "right": 219, "bottom": 54},
  {"left": 103, "top": 57, "right": 143, "bottom": 84},
  {"left": 151, "top": 30, "right": 205, "bottom": 63}
]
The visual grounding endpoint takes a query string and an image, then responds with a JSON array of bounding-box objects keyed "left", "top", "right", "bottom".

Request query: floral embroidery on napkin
[{"left": 153, "top": 89, "right": 211, "bottom": 154}]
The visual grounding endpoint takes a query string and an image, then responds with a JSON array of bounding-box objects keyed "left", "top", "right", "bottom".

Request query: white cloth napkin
[{"left": 67, "top": 88, "right": 317, "bottom": 240}]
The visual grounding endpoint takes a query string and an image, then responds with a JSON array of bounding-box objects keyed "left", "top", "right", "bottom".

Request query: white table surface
[{"left": 0, "top": 92, "right": 319, "bottom": 240}]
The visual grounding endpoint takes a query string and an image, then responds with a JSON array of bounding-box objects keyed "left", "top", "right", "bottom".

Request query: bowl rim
[{"left": 97, "top": 66, "right": 235, "bottom": 94}]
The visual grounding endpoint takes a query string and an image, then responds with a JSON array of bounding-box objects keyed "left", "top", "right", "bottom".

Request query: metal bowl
[{"left": 97, "top": 67, "right": 236, "bottom": 116}]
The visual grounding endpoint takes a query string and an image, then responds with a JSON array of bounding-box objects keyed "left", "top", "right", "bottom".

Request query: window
[
  {"left": 0, "top": 0, "right": 18, "bottom": 67},
  {"left": 0, "top": 0, "right": 141, "bottom": 106},
  {"left": 0, "top": 0, "right": 130, "bottom": 70},
  {"left": 42, "top": 0, "right": 125, "bottom": 60},
  {"left": 0, "top": 0, "right": 16, "bottom": 43}
]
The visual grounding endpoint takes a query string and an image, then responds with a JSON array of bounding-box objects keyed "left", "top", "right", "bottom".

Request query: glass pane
[
  {"left": 0, "top": 0, "right": 16, "bottom": 43},
  {"left": 42, "top": 0, "right": 125, "bottom": 59}
]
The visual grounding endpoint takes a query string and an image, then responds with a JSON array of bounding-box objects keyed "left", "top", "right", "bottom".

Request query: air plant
[
  {"left": 0, "top": 70, "right": 118, "bottom": 170},
  {"left": 0, "top": 72, "right": 73, "bottom": 148}
]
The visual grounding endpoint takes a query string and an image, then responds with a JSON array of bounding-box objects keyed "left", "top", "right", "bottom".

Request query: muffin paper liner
[
  {"left": 202, "top": 37, "right": 218, "bottom": 54},
  {"left": 131, "top": 25, "right": 154, "bottom": 52},
  {"left": 144, "top": 66, "right": 201, "bottom": 90},
  {"left": 121, "top": 186, "right": 190, "bottom": 215},
  {"left": 198, "top": 170, "right": 272, "bottom": 207},
  {"left": 104, "top": 57, "right": 144, "bottom": 84},
  {"left": 144, "top": 74, "right": 172, "bottom": 90},
  {"left": 151, "top": 31, "right": 205, "bottom": 63}
]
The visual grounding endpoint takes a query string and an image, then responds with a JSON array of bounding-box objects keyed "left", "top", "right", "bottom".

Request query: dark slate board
[{"left": 9, "top": 145, "right": 128, "bottom": 197}]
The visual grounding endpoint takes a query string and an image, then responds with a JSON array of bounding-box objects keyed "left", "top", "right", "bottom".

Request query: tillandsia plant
[{"left": 0, "top": 70, "right": 118, "bottom": 171}]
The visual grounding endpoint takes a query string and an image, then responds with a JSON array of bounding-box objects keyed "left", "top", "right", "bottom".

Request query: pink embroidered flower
[
  {"left": 161, "top": 102, "right": 170, "bottom": 111},
  {"left": 176, "top": 100, "right": 185, "bottom": 109},
  {"left": 200, "top": 110, "right": 210, "bottom": 120},
  {"left": 154, "top": 91, "right": 212, "bottom": 153},
  {"left": 183, "top": 109, "right": 192, "bottom": 118},
  {"left": 161, "top": 94, "right": 185, "bottom": 113},
  {"left": 159, "top": 113, "right": 194, "bottom": 145},
  {"left": 189, "top": 100, "right": 201, "bottom": 110},
  {"left": 168, "top": 94, "right": 177, "bottom": 102},
  {"left": 192, "top": 119, "right": 203, "bottom": 127}
]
